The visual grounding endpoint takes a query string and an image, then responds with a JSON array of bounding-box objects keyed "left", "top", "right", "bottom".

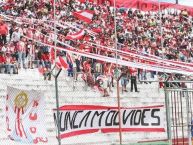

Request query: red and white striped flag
[
  {"left": 55, "top": 56, "right": 69, "bottom": 70},
  {"left": 73, "top": 10, "right": 94, "bottom": 23},
  {"left": 59, "top": 56, "right": 68, "bottom": 69},
  {"left": 56, "top": 62, "right": 62, "bottom": 69},
  {"left": 66, "top": 52, "right": 73, "bottom": 64},
  {"left": 65, "top": 30, "right": 85, "bottom": 40}
]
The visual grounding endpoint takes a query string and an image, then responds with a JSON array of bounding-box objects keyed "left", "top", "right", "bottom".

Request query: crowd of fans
[{"left": 0, "top": 0, "right": 192, "bottom": 95}]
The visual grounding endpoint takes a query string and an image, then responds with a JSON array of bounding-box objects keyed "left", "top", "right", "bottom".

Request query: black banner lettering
[
  {"left": 151, "top": 109, "right": 160, "bottom": 126},
  {"left": 79, "top": 111, "right": 91, "bottom": 128},
  {"left": 134, "top": 110, "right": 142, "bottom": 125},
  {"left": 141, "top": 109, "right": 150, "bottom": 126},
  {"left": 91, "top": 111, "right": 106, "bottom": 127},
  {"left": 105, "top": 110, "right": 117, "bottom": 126}
]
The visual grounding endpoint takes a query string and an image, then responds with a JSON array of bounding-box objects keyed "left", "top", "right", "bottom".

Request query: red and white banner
[
  {"left": 3, "top": 14, "right": 193, "bottom": 75},
  {"left": 111, "top": 0, "right": 193, "bottom": 16},
  {"left": 65, "top": 29, "right": 85, "bottom": 40},
  {"left": 22, "top": 34, "right": 193, "bottom": 75},
  {"left": 6, "top": 87, "right": 48, "bottom": 144},
  {"left": 53, "top": 105, "right": 165, "bottom": 139},
  {"left": 73, "top": 10, "right": 94, "bottom": 23}
]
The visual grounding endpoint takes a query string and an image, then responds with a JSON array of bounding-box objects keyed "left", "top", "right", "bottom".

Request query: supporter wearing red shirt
[
  {"left": 83, "top": 59, "right": 91, "bottom": 74},
  {"left": 0, "top": 52, "right": 6, "bottom": 73},
  {"left": 4, "top": 53, "right": 17, "bottom": 74},
  {"left": 0, "top": 21, "right": 8, "bottom": 45},
  {"left": 0, "top": 53, "right": 6, "bottom": 64},
  {"left": 42, "top": 53, "right": 50, "bottom": 61},
  {"left": 41, "top": 52, "right": 51, "bottom": 69}
]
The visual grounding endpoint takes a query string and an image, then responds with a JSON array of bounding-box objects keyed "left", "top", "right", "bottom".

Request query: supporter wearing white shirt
[{"left": 11, "top": 28, "right": 21, "bottom": 43}]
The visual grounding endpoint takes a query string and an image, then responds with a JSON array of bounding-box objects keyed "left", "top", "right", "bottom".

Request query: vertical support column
[
  {"left": 55, "top": 76, "right": 61, "bottom": 145},
  {"left": 164, "top": 83, "right": 172, "bottom": 144},
  {"left": 117, "top": 78, "right": 122, "bottom": 145},
  {"left": 51, "top": 66, "right": 62, "bottom": 145},
  {"left": 113, "top": 0, "right": 122, "bottom": 144},
  {"left": 185, "top": 91, "right": 192, "bottom": 145}
]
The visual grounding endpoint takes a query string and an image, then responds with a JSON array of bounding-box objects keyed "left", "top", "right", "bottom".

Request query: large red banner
[
  {"left": 78, "top": 0, "right": 193, "bottom": 16},
  {"left": 114, "top": 0, "right": 173, "bottom": 11},
  {"left": 110, "top": 0, "right": 193, "bottom": 16}
]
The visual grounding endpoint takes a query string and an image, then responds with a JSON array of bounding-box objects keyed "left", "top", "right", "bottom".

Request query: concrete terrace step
[{"left": 0, "top": 72, "right": 179, "bottom": 144}]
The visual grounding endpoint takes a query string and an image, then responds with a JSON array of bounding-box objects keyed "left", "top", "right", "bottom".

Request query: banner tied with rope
[
  {"left": 1, "top": 14, "right": 193, "bottom": 75},
  {"left": 6, "top": 86, "right": 48, "bottom": 144},
  {"left": 53, "top": 105, "right": 165, "bottom": 139}
]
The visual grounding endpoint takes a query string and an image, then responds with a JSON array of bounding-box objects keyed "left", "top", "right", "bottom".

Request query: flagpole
[
  {"left": 113, "top": 0, "right": 123, "bottom": 144},
  {"left": 158, "top": 1, "right": 172, "bottom": 144},
  {"left": 53, "top": 0, "right": 61, "bottom": 145},
  {"left": 54, "top": 0, "right": 57, "bottom": 64},
  {"left": 158, "top": 1, "right": 165, "bottom": 73}
]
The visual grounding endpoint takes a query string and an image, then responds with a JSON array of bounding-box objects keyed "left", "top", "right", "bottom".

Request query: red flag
[
  {"left": 65, "top": 30, "right": 85, "bottom": 40},
  {"left": 73, "top": 10, "right": 94, "bottom": 23},
  {"left": 59, "top": 56, "right": 68, "bottom": 69}
]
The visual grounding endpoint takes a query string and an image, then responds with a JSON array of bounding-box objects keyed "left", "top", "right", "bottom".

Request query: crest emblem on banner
[{"left": 14, "top": 91, "right": 28, "bottom": 109}]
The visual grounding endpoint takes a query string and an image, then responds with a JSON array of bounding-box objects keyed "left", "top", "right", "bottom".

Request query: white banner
[
  {"left": 6, "top": 86, "right": 48, "bottom": 144},
  {"left": 54, "top": 105, "right": 165, "bottom": 139}
]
